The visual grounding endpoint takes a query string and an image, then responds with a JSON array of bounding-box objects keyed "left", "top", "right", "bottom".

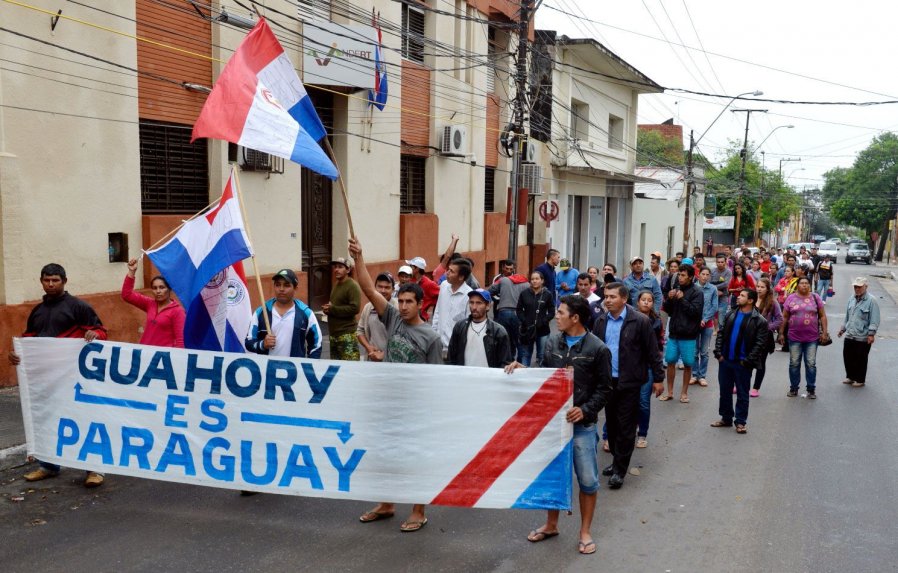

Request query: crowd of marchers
[{"left": 7, "top": 236, "right": 879, "bottom": 557}]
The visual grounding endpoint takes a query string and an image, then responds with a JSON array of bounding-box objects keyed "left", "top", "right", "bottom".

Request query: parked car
[
  {"left": 828, "top": 237, "right": 842, "bottom": 245},
  {"left": 817, "top": 242, "right": 838, "bottom": 263},
  {"left": 845, "top": 243, "right": 872, "bottom": 265}
]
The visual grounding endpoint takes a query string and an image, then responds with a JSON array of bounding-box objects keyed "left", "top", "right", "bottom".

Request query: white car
[{"left": 817, "top": 242, "right": 838, "bottom": 263}]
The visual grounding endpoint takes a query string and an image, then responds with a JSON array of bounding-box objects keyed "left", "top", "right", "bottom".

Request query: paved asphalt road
[{"left": 2, "top": 253, "right": 897, "bottom": 572}]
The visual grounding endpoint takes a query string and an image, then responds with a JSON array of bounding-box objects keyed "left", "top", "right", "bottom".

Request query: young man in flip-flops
[
  {"left": 349, "top": 238, "right": 443, "bottom": 532},
  {"left": 505, "top": 295, "right": 612, "bottom": 555}
]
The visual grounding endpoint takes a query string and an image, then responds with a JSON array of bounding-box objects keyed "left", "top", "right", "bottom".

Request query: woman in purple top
[
  {"left": 780, "top": 277, "right": 828, "bottom": 398},
  {"left": 751, "top": 278, "right": 782, "bottom": 397}
]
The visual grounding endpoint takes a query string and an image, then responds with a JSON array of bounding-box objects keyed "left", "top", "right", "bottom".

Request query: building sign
[
  {"left": 704, "top": 194, "right": 717, "bottom": 219},
  {"left": 303, "top": 21, "right": 377, "bottom": 87},
  {"left": 704, "top": 216, "right": 734, "bottom": 230}
]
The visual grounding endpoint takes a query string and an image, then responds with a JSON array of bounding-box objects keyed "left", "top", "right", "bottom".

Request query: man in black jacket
[
  {"left": 447, "top": 289, "right": 512, "bottom": 368},
  {"left": 505, "top": 295, "right": 612, "bottom": 555},
  {"left": 661, "top": 264, "right": 704, "bottom": 403},
  {"left": 712, "top": 289, "right": 768, "bottom": 434},
  {"left": 593, "top": 283, "right": 665, "bottom": 489}
]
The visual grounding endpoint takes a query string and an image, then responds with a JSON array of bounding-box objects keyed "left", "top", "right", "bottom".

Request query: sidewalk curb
[{"left": 0, "top": 444, "right": 27, "bottom": 472}]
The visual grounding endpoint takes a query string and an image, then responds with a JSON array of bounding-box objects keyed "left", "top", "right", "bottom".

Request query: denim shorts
[
  {"left": 573, "top": 423, "right": 599, "bottom": 494},
  {"left": 665, "top": 338, "right": 696, "bottom": 368}
]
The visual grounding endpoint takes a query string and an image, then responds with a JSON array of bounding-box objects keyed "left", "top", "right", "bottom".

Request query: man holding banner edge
[
  {"left": 348, "top": 237, "right": 442, "bottom": 532},
  {"left": 505, "top": 294, "right": 612, "bottom": 555}
]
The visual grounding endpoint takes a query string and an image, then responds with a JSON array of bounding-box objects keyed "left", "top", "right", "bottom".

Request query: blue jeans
[
  {"left": 789, "top": 341, "right": 818, "bottom": 391},
  {"left": 693, "top": 327, "right": 714, "bottom": 379},
  {"left": 573, "top": 423, "right": 599, "bottom": 494},
  {"left": 717, "top": 298, "right": 729, "bottom": 323},
  {"left": 817, "top": 279, "right": 831, "bottom": 301},
  {"left": 495, "top": 309, "right": 519, "bottom": 362},
  {"left": 637, "top": 372, "right": 653, "bottom": 437},
  {"left": 518, "top": 334, "right": 547, "bottom": 367},
  {"left": 718, "top": 359, "right": 752, "bottom": 425}
]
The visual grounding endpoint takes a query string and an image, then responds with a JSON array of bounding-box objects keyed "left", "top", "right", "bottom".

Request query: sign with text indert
[{"left": 16, "top": 339, "right": 572, "bottom": 509}]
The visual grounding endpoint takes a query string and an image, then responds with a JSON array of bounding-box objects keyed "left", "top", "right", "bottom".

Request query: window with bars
[
  {"left": 400, "top": 154, "right": 426, "bottom": 213},
  {"left": 296, "top": 0, "right": 331, "bottom": 21},
  {"left": 139, "top": 121, "right": 209, "bottom": 213},
  {"left": 401, "top": 3, "right": 425, "bottom": 64},
  {"left": 484, "top": 167, "right": 495, "bottom": 212}
]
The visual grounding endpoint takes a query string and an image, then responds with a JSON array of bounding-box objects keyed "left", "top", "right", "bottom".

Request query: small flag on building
[{"left": 368, "top": 10, "right": 388, "bottom": 111}]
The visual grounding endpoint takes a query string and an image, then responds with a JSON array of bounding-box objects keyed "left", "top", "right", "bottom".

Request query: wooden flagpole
[
  {"left": 323, "top": 138, "right": 356, "bottom": 239},
  {"left": 230, "top": 165, "right": 272, "bottom": 333},
  {"left": 141, "top": 197, "right": 221, "bottom": 255}
]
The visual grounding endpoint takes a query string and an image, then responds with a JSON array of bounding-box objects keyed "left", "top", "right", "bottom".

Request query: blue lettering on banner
[
  {"left": 56, "top": 418, "right": 79, "bottom": 456},
  {"left": 164, "top": 395, "right": 189, "bottom": 428},
  {"left": 240, "top": 440, "right": 277, "bottom": 485},
  {"left": 184, "top": 354, "right": 224, "bottom": 394},
  {"left": 203, "top": 437, "right": 234, "bottom": 481},
  {"left": 76, "top": 344, "right": 341, "bottom": 403},
  {"left": 109, "top": 346, "right": 141, "bottom": 385},
  {"left": 278, "top": 445, "right": 323, "bottom": 489},
  {"left": 120, "top": 426, "right": 154, "bottom": 469},
  {"left": 323, "top": 447, "right": 366, "bottom": 492},
  {"left": 78, "top": 422, "right": 113, "bottom": 464},
  {"left": 155, "top": 433, "right": 196, "bottom": 476},
  {"left": 199, "top": 399, "right": 228, "bottom": 433}
]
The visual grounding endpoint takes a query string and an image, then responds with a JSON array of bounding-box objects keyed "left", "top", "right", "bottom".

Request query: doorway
[{"left": 301, "top": 89, "right": 333, "bottom": 309}]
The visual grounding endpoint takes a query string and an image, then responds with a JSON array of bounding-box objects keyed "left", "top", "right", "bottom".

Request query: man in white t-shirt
[
  {"left": 432, "top": 259, "right": 473, "bottom": 354},
  {"left": 446, "top": 289, "right": 513, "bottom": 368},
  {"left": 575, "top": 272, "right": 601, "bottom": 304}
]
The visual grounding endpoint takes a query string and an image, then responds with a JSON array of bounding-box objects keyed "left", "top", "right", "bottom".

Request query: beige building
[{"left": 0, "top": 0, "right": 527, "bottom": 385}]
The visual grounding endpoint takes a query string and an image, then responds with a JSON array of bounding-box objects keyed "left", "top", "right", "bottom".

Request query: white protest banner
[{"left": 16, "top": 338, "right": 573, "bottom": 509}]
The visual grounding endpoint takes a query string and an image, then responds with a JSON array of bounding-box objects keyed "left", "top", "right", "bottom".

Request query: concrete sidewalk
[{"left": 0, "top": 386, "right": 26, "bottom": 471}]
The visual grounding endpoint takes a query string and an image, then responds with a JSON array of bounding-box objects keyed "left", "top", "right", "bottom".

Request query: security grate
[
  {"left": 402, "top": 3, "right": 425, "bottom": 64},
  {"left": 400, "top": 154, "right": 426, "bottom": 213},
  {"left": 484, "top": 166, "right": 495, "bottom": 212},
  {"left": 139, "top": 121, "right": 209, "bottom": 213}
]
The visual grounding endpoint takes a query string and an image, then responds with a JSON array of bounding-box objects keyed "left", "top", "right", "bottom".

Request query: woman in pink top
[
  {"left": 780, "top": 277, "right": 827, "bottom": 399},
  {"left": 121, "top": 258, "right": 185, "bottom": 347}
]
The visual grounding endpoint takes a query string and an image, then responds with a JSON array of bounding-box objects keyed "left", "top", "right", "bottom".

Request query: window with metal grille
[
  {"left": 486, "top": 27, "right": 497, "bottom": 93},
  {"left": 140, "top": 121, "right": 209, "bottom": 213},
  {"left": 484, "top": 167, "right": 495, "bottom": 212},
  {"left": 402, "top": 3, "right": 425, "bottom": 64},
  {"left": 400, "top": 154, "right": 426, "bottom": 213}
]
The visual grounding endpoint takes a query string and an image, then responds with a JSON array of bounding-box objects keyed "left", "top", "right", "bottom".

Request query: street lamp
[
  {"left": 683, "top": 89, "right": 763, "bottom": 252},
  {"left": 753, "top": 125, "right": 795, "bottom": 245},
  {"left": 779, "top": 157, "right": 800, "bottom": 178}
]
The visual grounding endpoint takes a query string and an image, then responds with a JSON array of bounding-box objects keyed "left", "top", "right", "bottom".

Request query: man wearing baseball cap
[
  {"left": 245, "top": 269, "right": 322, "bottom": 359},
  {"left": 623, "top": 256, "right": 662, "bottom": 313},
  {"left": 323, "top": 257, "right": 361, "bottom": 361},
  {"left": 404, "top": 256, "right": 440, "bottom": 321},
  {"left": 556, "top": 258, "right": 580, "bottom": 300},
  {"left": 447, "top": 289, "right": 513, "bottom": 368},
  {"left": 838, "top": 276, "right": 879, "bottom": 388}
]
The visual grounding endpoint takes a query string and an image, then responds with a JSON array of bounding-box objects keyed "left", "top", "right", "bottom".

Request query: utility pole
[
  {"left": 507, "top": 0, "right": 532, "bottom": 261},
  {"left": 683, "top": 130, "right": 694, "bottom": 253},
  {"left": 731, "top": 108, "right": 767, "bottom": 244},
  {"left": 753, "top": 150, "right": 765, "bottom": 246}
]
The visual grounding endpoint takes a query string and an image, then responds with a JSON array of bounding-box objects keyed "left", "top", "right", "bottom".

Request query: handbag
[
  {"left": 815, "top": 295, "right": 832, "bottom": 346},
  {"left": 827, "top": 287, "right": 835, "bottom": 297}
]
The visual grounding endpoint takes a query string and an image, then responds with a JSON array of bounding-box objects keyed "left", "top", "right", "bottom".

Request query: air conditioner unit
[
  {"left": 520, "top": 164, "right": 543, "bottom": 196},
  {"left": 440, "top": 125, "right": 467, "bottom": 156},
  {"left": 522, "top": 141, "right": 538, "bottom": 163}
]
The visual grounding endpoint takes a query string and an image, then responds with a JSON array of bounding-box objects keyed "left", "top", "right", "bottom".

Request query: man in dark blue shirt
[{"left": 712, "top": 289, "right": 768, "bottom": 434}]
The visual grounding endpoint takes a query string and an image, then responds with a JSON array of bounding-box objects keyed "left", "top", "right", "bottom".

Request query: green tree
[
  {"left": 636, "top": 129, "right": 683, "bottom": 166},
  {"left": 822, "top": 133, "right": 898, "bottom": 258}
]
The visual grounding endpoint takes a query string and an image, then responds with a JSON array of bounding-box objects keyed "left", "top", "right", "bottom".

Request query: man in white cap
[
  {"left": 394, "top": 265, "right": 414, "bottom": 299},
  {"left": 405, "top": 256, "right": 440, "bottom": 321},
  {"left": 838, "top": 277, "right": 880, "bottom": 388},
  {"left": 622, "top": 256, "right": 662, "bottom": 313}
]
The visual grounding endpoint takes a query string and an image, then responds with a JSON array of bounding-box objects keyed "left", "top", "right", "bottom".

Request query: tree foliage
[
  {"left": 703, "top": 144, "right": 802, "bottom": 238},
  {"left": 822, "top": 133, "right": 898, "bottom": 235},
  {"left": 636, "top": 129, "right": 684, "bottom": 166}
]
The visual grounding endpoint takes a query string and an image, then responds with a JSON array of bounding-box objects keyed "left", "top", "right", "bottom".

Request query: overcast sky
[{"left": 535, "top": 0, "right": 898, "bottom": 187}]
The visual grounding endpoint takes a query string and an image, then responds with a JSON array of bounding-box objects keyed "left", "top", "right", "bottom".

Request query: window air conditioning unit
[
  {"left": 440, "top": 125, "right": 467, "bottom": 156},
  {"left": 522, "top": 141, "right": 538, "bottom": 163},
  {"left": 520, "top": 164, "right": 542, "bottom": 196}
]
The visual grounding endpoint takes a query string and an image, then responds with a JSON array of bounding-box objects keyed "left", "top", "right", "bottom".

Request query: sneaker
[
  {"left": 635, "top": 437, "right": 648, "bottom": 449},
  {"left": 851, "top": 381, "right": 865, "bottom": 388},
  {"left": 24, "top": 467, "right": 58, "bottom": 482},
  {"left": 750, "top": 389, "right": 759, "bottom": 398},
  {"left": 807, "top": 391, "right": 817, "bottom": 400},
  {"left": 787, "top": 389, "right": 798, "bottom": 397},
  {"left": 841, "top": 379, "right": 854, "bottom": 385},
  {"left": 83, "top": 472, "right": 104, "bottom": 488}
]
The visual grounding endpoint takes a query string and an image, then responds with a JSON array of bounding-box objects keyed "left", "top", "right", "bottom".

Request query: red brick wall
[{"left": 638, "top": 123, "right": 684, "bottom": 143}]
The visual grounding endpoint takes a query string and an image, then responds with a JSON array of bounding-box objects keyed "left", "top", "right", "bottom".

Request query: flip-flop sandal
[
  {"left": 359, "top": 511, "right": 395, "bottom": 523},
  {"left": 601, "top": 440, "right": 610, "bottom": 453},
  {"left": 658, "top": 394, "right": 673, "bottom": 401},
  {"left": 710, "top": 420, "right": 732, "bottom": 427},
  {"left": 698, "top": 379, "right": 708, "bottom": 387},
  {"left": 679, "top": 396, "right": 690, "bottom": 403},
  {"left": 578, "top": 540, "right": 596, "bottom": 555},
  {"left": 735, "top": 425, "right": 747, "bottom": 434},
  {"left": 400, "top": 518, "right": 428, "bottom": 532},
  {"left": 528, "top": 529, "right": 560, "bottom": 542}
]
